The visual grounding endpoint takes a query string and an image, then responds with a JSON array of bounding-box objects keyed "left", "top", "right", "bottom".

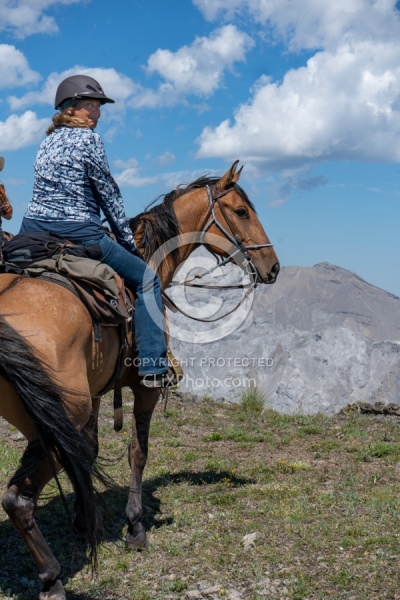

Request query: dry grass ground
[{"left": 0, "top": 391, "right": 400, "bottom": 599}]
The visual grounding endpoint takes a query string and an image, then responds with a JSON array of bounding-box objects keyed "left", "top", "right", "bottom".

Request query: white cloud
[
  {"left": 0, "top": 45, "right": 40, "bottom": 89},
  {"left": 0, "top": 111, "right": 48, "bottom": 151},
  {"left": 114, "top": 158, "right": 141, "bottom": 170},
  {"left": 196, "top": 2, "right": 400, "bottom": 175},
  {"left": 115, "top": 161, "right": 216, "bottom": 192},
  {"left": 198, "top": 41, "right": 400, "bottom": 166},
  {"left": 114, "top": 158, "right": 156, "bottom": 188},
  {"left": 147, "top": 25, "right": 253, "bottom": 96},
  {"left": 192, "top": 0, "right": 242, "bottom": 21},
  {"left": 9, "top": 66, "right": 137, "bottom": 111},
  {"left": 128, "top": 82, "right": 183, "bottom": 109},
  {"left": 130, "top": 25, "right": 254, "bottom": 108},
  {"left": 157, "top": 152, "right": 176, "bottom": 167},
  {"left": 4, "top": 23, "right": 253, "bottom": 114},
  {"left": 246, "top": 0, "right": 400, "bottom": 51},
  {"left": 193, "top": 0, "right": 400, "bottom": 50},
  {"left": 116, "top": 169, "right": 156, "bottom": 188},
  {"left": 0, "top": 0, "right": 86, "bottom": 39}
]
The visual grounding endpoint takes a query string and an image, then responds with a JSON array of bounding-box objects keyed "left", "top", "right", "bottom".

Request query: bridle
[
  {"left": 163, "top": 183, "right": 274, "bottom": 322},
  {"left": 204, "top": 184, "right": 272, "bottom": 252}
]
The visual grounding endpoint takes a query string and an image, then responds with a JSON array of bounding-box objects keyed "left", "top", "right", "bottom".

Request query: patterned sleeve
[{"left": 85, "top": 133, "right": 136, "bottom": 249}]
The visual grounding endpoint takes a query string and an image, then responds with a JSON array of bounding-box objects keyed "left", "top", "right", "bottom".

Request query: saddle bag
[{"left": 1, "top": 231, "right": 102, "bottom": 266}]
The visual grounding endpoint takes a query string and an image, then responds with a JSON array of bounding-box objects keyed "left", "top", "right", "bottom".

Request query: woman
[{"left": 20, "top": 74, "right": 171, "bottom": 387}]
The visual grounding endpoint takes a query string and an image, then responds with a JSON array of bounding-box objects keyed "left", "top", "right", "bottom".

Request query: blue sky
[{"left": 0, "top": 0, "right": 399, "bottom": 297}]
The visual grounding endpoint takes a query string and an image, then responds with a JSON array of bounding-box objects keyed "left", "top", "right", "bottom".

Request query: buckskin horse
[{"left": 0, "top": 161, "right": 279, "bottom": 599}]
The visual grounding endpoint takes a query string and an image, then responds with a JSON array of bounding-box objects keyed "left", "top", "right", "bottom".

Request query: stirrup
[{"left": 166, "top": 347, "right": 184, "bottom": 382}]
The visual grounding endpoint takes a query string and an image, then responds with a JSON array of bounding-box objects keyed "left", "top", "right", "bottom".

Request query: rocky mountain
[{"left": 167, "top": 261, "right": 400, "bottom": 415}]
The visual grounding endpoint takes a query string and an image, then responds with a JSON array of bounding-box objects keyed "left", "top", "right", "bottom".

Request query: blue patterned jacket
[{"left": 24, "top": 126, "right": 136, "bottom": 248}]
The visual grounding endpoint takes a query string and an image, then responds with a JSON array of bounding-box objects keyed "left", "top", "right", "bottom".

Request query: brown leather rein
[{"left": 162, "top": 183, "right": 273, "bottom": 323}]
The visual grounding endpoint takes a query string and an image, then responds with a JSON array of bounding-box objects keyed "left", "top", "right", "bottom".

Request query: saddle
[{"left": 1, "top": 231, "right": 134, "bottom": 327}]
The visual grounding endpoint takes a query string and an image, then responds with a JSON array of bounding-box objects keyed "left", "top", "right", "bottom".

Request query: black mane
[{"left": 129, "top": 175, "right": 255, "bottom": 263}]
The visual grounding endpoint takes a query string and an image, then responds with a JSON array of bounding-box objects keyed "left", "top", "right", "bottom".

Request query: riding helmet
[{"left": 55, "top": 74, "right": 115, "bottom": 109}]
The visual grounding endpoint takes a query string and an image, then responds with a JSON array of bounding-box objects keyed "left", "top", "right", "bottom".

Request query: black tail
[{"left": 0, "top": 316, "right": 105, "bottom": 567}]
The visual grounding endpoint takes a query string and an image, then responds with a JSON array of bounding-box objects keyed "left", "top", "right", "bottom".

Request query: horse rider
[{"left": 19, "top": 74, "right": 173, "bottom": 387}]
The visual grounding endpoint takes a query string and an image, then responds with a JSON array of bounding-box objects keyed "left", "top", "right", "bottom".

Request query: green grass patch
[
  {"left": 239, "top": 386, "right": 268, "bottom": 416},
  {"left": 368, "top": 441, "right": 400, "bottom": 457},
  {"left": 1, "top": 394, "right": 400, "bottom": 600}
]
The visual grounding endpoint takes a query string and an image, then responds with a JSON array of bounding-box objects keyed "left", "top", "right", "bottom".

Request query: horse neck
[{"left": 158, "top": 188, "right": 210, "bottom": 289}]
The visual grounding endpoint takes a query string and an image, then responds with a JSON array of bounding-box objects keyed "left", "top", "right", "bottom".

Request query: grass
[
  {"left": 1, "top": 393, "right": 400, "bottom": 599},
  {"left": 239, "top": 385, "right": 269, "bottom": 416}
]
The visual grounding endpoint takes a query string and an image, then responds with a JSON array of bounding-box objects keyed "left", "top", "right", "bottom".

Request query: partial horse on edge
[
  {"left": 0, "top": 161, "right": 14, "bottom": 241},
  {"left": 0, "top": 161, "right": 279, "bottom": 600}
]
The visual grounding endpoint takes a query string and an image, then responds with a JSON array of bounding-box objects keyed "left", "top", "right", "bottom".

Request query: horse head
[
  {"left": 195, "top": 161, "right": 280, "bottom": 283},
  {"left": 131, "top": 161, "right": 279, "bottom": 286}
]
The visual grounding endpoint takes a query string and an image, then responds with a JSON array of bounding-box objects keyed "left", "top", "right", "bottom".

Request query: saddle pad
[{"left": 38, "top": 270, "right": 134, "bottom": 326}]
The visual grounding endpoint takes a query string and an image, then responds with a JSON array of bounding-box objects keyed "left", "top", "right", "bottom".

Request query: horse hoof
[
  {"left": 39, "top": 578, "right": 66, "bottom": 599},
  {"left": 125, "top": 526, "right": 148, "bottom": 550}
]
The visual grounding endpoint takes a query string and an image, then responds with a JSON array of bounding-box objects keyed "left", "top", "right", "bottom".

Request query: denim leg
[{"left": 93, "top": 235, "right": 167, "bottom": 376}]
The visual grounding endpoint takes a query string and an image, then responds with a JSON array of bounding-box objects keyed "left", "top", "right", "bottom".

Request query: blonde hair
[{"left": 46, "top": 107, "right": 92, "bottom": 135}]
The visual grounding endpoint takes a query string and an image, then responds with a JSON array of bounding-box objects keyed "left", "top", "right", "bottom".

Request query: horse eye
[{"left": 235, "top": 208, "right": 248, "bottom": 218}]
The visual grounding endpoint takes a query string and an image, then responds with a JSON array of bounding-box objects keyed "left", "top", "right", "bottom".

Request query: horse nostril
[{"left": 271, "top": 262, "right": 280, "bottom": 279}]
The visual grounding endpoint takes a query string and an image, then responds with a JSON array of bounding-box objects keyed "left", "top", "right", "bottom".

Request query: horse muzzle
[{"left": 255, "top": 260, "right": 280, "bottom": 285}]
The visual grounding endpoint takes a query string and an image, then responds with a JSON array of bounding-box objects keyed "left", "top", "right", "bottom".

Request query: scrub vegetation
[{"left": 0, "top": 391, "right": 399, "bottom": 599}]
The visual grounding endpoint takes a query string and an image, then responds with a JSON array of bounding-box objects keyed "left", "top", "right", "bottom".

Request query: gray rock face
[{"left": 167, "top": 261, "right": 400, "bottom": 414}]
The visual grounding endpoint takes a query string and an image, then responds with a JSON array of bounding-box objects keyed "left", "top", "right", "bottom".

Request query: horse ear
[
  {"left": 0, "top": 157, "right": 4, "bottom": 172},
  {"left": 216, "top": 160, "right": 242, "bottom": 191},
  {"left": 231, "top": 164, "right": 243, "bottom": 184}
]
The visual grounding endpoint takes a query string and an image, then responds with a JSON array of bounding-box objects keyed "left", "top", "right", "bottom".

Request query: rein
[{"left": 163, "top": 183, "right": 273, "bottom": 323}]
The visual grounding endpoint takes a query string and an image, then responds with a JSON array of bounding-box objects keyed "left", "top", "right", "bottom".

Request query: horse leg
[
  {"left": 2, "top": 441, "right": 66, "bottom": 600},
  {"left": 125, "top": 386, "right": 160, "bottom": 549}
]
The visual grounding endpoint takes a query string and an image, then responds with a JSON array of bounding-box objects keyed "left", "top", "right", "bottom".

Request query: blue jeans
[{"left": 84, "top": 235, "right": 168, "bottom": 376}]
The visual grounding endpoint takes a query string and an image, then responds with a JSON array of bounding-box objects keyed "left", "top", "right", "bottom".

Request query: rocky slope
[{"left": 167, "top": 261, "right": 400, "bottom": 414}]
